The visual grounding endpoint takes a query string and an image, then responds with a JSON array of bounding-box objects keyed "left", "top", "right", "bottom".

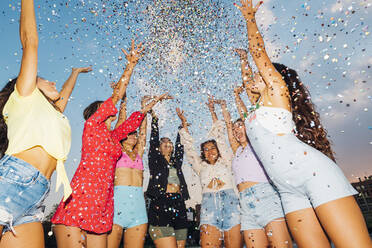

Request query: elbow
[{"left": 20, "top": 32, "right": 39, "bottom": 48}]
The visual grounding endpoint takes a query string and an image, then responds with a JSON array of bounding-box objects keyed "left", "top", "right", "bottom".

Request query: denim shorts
[
  {"left": 239, "top": 182, "right": 284, "bottom": 230},
  {"left": 113, "top": 186, "right": 148, "bottom": 229},
  {"left": 200, "top": 188, "right": 240, "bottom": 231},
  {"left": 0, "top": 155, "right": 50, "bottom": 234}
]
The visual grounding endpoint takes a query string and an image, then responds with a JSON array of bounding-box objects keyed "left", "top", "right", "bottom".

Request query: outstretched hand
[
  {"left": 206, "top": 95, "right": 215, "bottom": 112},
  {"left": 176, "top": 108, "right": 187, "bottom": 123},
  {"left": 121, "top": 40, "right": 145, "bottom": 65},
  {"left": 141, "top": 93, "right": 173, "bottom": 114},
  {"left": 72, "top": 66, "right": 93, "bottom": 74},
  {"left": 234, "top": 0, "right": 263, "bottom": 21}
]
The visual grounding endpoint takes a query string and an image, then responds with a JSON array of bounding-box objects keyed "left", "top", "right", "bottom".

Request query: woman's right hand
[{"left": 234, "top": 0, "right": 263, "bottom": 21}]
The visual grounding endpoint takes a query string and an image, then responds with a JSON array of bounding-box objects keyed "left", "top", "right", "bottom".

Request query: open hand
[
  {"left": 234, "top": 0, "right": 263, "bottom": 21},
  {"left": 176, "top": 108, "right": 187, "bottom": 123},
  {"left": 121, "top": 40, "right": 145, "bottom": 65},
  {"left": 72, "top": 66, "right": 92, "bottom": 74}
]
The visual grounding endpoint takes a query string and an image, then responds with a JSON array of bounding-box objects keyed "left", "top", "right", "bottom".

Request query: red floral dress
[{"left": 51, "top": 98, "right": 145, "bottom": 233}]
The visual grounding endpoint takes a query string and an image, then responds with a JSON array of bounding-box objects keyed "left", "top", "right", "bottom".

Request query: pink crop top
[
  {"left": 116, "top": 152, "right": 144, "bottom": 170},
  {"left": 232, "top": 143, "right": 268, "bottom": 184}
]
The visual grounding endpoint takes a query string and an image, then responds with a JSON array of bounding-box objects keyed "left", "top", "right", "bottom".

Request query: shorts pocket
[{"left": 1, "top": 164, "right": 38, "bottom": 186}]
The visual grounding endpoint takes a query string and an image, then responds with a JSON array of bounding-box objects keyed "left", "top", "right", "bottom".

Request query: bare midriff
[
  {"left": 114, "top": 167, "right": 143, "bottom": 187},
  {"left": 13, "top": 146, "right": 56, "bottom": 179},
  {"left": 166, "top": 183, "right": 180, "bottom": 193},
  {"left": 237, "top": 181, "right": 259, "bottom": 192}
]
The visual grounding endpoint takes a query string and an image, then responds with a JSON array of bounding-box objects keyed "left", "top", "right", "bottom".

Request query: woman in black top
[{"left": 147, "top": 110, "right": 189, "bottom": 248}]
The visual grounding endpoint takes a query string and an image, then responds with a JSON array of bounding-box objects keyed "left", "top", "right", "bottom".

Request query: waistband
[
  {"left": 202, "top": 188, "right": 236, "bottom": 197},
  {"left": 114, "top": 185, "right": 143, "bottom": 191},
  {"left": 239, "top": 182, "right": 276, "bottom": 195},
  {"left": 0, "top": 155, "right": 50, "bottom": 187}
]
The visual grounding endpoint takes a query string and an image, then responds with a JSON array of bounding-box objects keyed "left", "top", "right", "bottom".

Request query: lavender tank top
[{"left": 232, "top": 143, "right": 268, "bottom": 184}]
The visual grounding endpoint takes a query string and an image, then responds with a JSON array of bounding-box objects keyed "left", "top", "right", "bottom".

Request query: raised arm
[
  {"left": 17, "top": 0, "right": 38, "bottom": 96},
  {"left": 234, "top": 85, "right": 248, "bottom": 121},
  {"left": 208, "top": 102, "right": 234, "bottom": 161},
  {"left": 235, "top": 0, "right": 290, "bottom": 109},
  {"left": 111, "top": 40, "right": 144, "bottom": 105},
  {"left": 219, "top": 100, "right": 240, "bottom": 154},
  {"left": 206, "top": 96, "right": 218, "bottom": 123},
  {"left": 136, "top": 96, "right": 152, "bottom": 157},
  {"left": 114, "top": 95, "right": 127, "bottom": 129},
  {"left": 149, "top": 111, "right": 160, "bottom": 155},
  {"left": 55, "top": 67, "right": 92, "bottom": 112},
  {"left": 235, "top": 48, "right": 260, "bottom": 105},
  {"left": 177, "top": 108, "right": 202, "bottom": 174}
]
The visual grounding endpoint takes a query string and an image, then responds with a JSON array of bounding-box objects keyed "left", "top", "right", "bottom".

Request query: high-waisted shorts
[
  {"left": 200, "top": 188, "right": 240, "bottom": 231},
  {"left": 239, "top": 182, "right": 284, "bottom": 230},
  {"left": 148, "top": 193, "right": 188, "bottom": 231},
  {"left": 113, "top": 186, "right": 148, "bottom": 229},
  {"left": 0, "top": 155, "right": 50, "bottom": 234}
]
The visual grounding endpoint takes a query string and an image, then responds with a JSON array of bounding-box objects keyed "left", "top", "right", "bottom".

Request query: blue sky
[{"left": 0, "top": 0, "right": 371, "bottom": 213}]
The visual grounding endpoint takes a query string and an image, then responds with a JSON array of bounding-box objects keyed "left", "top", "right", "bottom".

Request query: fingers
[
  {"left": 255, "top": 1, "right": 263, "bottom": 10},
  {"left": 131, "top": 39, "right": 135, "bottom": 51},
  {"left": 121, "top": 48, "right": 129, "bottom": 57}
]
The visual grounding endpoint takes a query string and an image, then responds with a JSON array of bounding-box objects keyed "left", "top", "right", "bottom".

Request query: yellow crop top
[{"left": 3, "top": 87, "right": 72, "bottom": 201}]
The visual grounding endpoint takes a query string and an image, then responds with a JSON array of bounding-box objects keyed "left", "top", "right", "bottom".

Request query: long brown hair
[
  {"left": 0, "top": 78, "right": 61, "bottom": 158},
  {"left": 0, "top": 78, "right": 16, "bottom": 157},
  {"left": 273, "top": 63, "right": 336, "bottom": 161}
]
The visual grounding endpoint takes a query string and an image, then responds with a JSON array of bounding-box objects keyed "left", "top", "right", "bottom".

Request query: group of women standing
[{"left": 0, "top": 0, "right": 371, "bottom": 248}]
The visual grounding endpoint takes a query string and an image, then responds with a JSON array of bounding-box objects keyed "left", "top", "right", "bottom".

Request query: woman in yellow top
[{"left": 0, "top": 0, "right": 90, "bottom": 246}]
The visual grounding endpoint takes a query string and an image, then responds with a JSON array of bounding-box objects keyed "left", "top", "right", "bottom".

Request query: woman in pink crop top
[
  {"left": 107, "top": 95, "right": 172, "bottom": 248},
  {"left": 0, "top": 0, "right": 90, "bottom": 245},
  {"left": 216, "top": 48, "right": 292, "bottom": 248}
]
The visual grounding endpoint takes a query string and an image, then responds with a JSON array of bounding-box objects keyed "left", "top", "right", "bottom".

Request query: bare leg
[
  {"left": 107, "top": 224, "right": 123, "bottom": 248},
  {"left": 123, "top": 223, "right": 147, "bottom": 248},
  {"left": 0, "top": 226, "right": 3, "bottom": 240},
  {"left": 200, "top": 224, "right": 222, "bottom": 248},
  {"left": 53, "top": 224, "right": 86, "bottom": 248},
  {"left": 286, "top": 208, "right": 330, "bottom": 248},
  {"left": 154, "top": 236, "right": 178, "bottom": 248},
  {"left": 224, "top": 224, "right": 242, "bottom": 248},
  {"left": 0, "top": 222, "right": 45, "bottom": 248},
  {"left": 243, "top": 229, "right": 269, "bottom": 248},
  {"left": 176, "top": 239, "right": 186, "bottom": 248},
  {"left": 86, "top": 232, "right": 107, "bottom": 248},
  {"left": 315, "top": 196, "right": 372, "bottom": 248},
  {"left": 264, "top": 218, "right": 292, "bottom": 248}
]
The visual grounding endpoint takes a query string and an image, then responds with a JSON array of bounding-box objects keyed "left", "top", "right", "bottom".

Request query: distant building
[{"left": 351, "top": 175, "right": 372, "bottom": 232}]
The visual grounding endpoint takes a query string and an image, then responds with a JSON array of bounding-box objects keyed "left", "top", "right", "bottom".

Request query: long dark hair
[
  {"left": 83, "top": 100, "right": 104, "bottom": 120},
  {"left": 200, "top": 139, "right": 221, "bottom": 164},
  {"left": 273, "top": 63, "right": 335, "bottom": 161},
  {"left": 0, "top": 78, "right": 17, "bottom": 157}
]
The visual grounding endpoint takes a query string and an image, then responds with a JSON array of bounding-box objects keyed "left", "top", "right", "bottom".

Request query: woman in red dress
[{"left": 51, "top": 41, "right": 168, "bottom": 248}]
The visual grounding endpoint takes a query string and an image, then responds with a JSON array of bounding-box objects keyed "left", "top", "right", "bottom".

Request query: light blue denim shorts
[
  {"left": 200, "top": 188, "right": 240, "bottom": 231},
  {"left": 239, "top": 182, "right": 284, "bottom": 230},
  {"left": 0, "top": 155, "right": 50, "bottom": 234},
  {"left": 113, "top": 186, "right": 148, "bottom": 229}
]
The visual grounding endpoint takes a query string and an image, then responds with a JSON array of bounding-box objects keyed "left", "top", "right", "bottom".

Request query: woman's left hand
[{"left": 121, "top": 40, "right": 145, "bottom": 65}]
